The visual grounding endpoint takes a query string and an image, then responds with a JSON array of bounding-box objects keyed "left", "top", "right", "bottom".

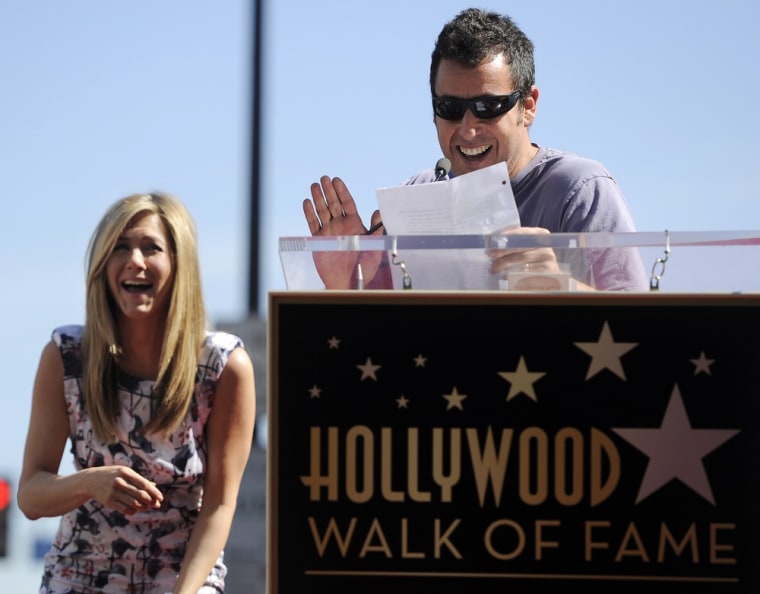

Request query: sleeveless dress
[{"left": 39, "top": 324, "right": 243, "bottom": 594}]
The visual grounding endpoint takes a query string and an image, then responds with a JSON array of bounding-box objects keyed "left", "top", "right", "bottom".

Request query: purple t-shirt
[{"left": 404, "top": 146, "right": 648, "bottom": 291}]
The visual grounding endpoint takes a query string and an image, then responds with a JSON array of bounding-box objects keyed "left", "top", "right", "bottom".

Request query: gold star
[
  {"left": 690, "top": 351, "right": 715, "bottom": 376},
  {"left": 414, "top": 354, "right": 427, "bottom": 367},
  {"left": 574, "top": 321, "right": 637, "bottom": 380},
  {"left": 308, "top": 385, "right": 322, "bottom": 399},
  {"left": 357, "top": 357, "right": 381, "bottom": 381},
  {"left": 327, "top": 336, "right": 341, "bottom": 349},
  {"left": 443, "top": 387, "right": 467, "bottom": 410},
  {"left": 396, "top": 395, "right": 410, "bottom": 408},
  {"left": 498, "top": 356, "right": 546, "bottom": 401}
]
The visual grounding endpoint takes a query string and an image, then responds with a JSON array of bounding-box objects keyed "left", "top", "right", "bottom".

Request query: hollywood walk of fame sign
[{"left": 267, "top": 292, "right": 760, "bottom": 594}]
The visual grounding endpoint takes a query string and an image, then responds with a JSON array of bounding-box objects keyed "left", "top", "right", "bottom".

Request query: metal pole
[{"left": 248, "top": 0, "right": 263, "bottom": 316}]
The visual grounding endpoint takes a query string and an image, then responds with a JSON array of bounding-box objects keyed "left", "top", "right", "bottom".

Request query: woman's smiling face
[{"left": 106, "top": 212, "right": 174, "bottom": 322}]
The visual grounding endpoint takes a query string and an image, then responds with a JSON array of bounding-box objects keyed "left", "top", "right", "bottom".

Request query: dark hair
[{"left": 430, "top": 8, "right": 535, "bottom": 98}]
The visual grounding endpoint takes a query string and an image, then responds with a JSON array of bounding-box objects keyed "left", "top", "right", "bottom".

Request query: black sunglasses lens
[
  {"left": 434, "top": 98, "right": 465, "bottom": 120},
  {"left": 473, "top": 97, "right": 508, "bottom": 118}
]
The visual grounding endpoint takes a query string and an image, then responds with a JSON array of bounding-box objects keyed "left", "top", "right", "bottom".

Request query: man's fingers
[
  {"left": 319, "top": 176, "right": 345, "bottom": 219},
  {"left": 332, "top": 177, "right": 359, "bottom": 216},
  {"left": 303, "top": 199, "right": 323, "bottom": 234}
]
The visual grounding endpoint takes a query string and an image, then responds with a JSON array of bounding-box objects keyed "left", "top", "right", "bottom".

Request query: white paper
[
  {"left": 376, "top": 162, "right": 520, "bottom": 235},
  {"left": 375, "top": 162, "right": 521, "bottom": 290}
]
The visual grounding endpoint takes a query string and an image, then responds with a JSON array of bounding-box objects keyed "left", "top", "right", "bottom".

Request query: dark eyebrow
[{"left": 116, "top": 231, "right": 165, "bottom": 244}]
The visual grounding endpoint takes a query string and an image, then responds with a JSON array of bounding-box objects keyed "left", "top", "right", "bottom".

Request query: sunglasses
[{"left": 432, "top": 90, "right": 522, "bottom": 121}]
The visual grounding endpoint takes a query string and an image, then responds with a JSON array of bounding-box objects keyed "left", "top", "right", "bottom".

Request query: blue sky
[{"left": 1, "top": 0, "right": 759, "bottom": 585}]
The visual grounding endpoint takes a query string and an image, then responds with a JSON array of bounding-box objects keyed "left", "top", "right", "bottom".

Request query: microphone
[{"left": 434, "top": 157, "right": 451, "bottom": 181}]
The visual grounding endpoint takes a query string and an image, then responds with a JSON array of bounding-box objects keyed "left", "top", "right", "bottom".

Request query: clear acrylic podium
[{"left": 278, "top": 230, "right": 760, "bottom": 293}]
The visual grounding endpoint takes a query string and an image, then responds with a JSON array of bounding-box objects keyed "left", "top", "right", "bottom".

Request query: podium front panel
[{"left": 267, "top": 291, "right": 760, "bottom": 594}]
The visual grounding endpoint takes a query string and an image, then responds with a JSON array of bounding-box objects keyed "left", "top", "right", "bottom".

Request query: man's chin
[{"left": 454, "top": 157, "right": 493, "bottom": 174}]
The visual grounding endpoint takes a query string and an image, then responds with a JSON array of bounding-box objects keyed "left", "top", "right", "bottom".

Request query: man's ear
[{"left": 523, "top": 85, "right": 539, "bottom": 126}]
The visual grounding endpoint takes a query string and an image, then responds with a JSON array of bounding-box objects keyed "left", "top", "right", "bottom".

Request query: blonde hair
[{"left": 82, "top": 193, "right": 208, "bottom": 442}]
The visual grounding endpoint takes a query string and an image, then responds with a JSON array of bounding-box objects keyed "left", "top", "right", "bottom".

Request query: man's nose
[{"left": 458, "top": 109, "right": 485, "bottom": 135}]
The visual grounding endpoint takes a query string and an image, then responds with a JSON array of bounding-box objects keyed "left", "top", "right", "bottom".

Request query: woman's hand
[{"left": 85, "top": 465, "right": 164, "bottom": 514}]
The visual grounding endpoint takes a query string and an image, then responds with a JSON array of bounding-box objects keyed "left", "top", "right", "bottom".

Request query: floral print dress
[{"left": 39, "top": 324, "right": 243, "bottom": 594}]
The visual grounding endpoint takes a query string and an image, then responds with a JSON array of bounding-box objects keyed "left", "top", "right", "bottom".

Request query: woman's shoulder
[
  {"left": 198, "top": 331, "right": 246, "bottom": 375},
  {"left": 51, "top": 324, "right": 84, "bottom": 347},
  {"left": 203, "top": 330, "right": 244, "bottom": 353},
  {"left": 49, "top": 325, "right": 85, "bottom": 377}
]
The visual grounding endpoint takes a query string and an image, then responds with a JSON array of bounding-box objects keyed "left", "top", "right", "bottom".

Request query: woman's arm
[
  {"left": 17, "top": 340, "right": 73, "bottom": 518},
  {"left": 17, "top": 340, "right": 163, "bottom": 519},
  {"left": 173, "top": 345, "right": 257, "bottom": 594}
]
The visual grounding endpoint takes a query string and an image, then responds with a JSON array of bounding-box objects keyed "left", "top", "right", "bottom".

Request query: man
[{"left": 303, "top": 8, "right": 648, "bottom": 291}]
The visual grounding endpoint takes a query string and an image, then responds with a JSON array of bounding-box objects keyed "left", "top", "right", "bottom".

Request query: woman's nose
[{"left": 127, "top": 248, "right": 147, "bottom": 270}]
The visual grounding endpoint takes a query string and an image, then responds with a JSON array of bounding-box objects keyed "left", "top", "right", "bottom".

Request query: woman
[{"left": 18, "top": 193, "right": 256, "bottom": 593}]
